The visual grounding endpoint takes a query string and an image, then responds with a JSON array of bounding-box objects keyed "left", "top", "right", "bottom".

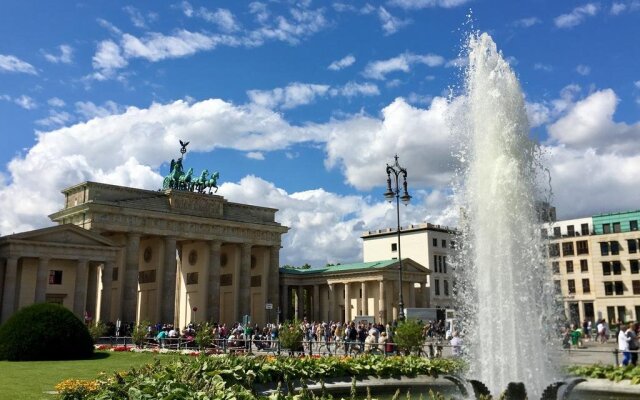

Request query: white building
[{"left": 362, "top": 223, "right": 458, "bottom": 309}]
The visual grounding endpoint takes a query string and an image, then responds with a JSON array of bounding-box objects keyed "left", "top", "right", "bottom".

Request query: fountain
[{"left": 451, "top": 32, "right": 560, "bottom": 398}]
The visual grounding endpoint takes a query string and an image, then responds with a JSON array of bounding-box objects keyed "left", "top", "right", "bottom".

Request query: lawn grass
[{"left": 0, "top": 351, "right": 177, "bottom": 400}]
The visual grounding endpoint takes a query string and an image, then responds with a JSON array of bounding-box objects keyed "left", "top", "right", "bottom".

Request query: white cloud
[
  {"left": 610, "top": 2, "right": 627, "bottom": 14},
  {"left": 92, "top": 40, "right": 128, "bottom": 79},
  {"left": 378, "top": 7, "right": 412, "bottom": 35},
  {"left": 47, "top": 97, "right": 66, "bottom": 107},
  {"left": 0, "top": 54, "right": 37, "bottom": 75},
  {"left": 388, "top": 0, "right": 471, "bottom": 9},
  {"left": 634, "top": 80, "right": 640, "bottom": 89},
  {"left": 576, "top": 64, "right": 591, "bottom": 75},
  {"left": 533, "top": 63, "right": 553, "bottom": 72},
  {"left": 182, "top": 2, "right": 240, "bottom": 32},
  {"left": 554, "top": 3, "right": 599, "bottom": 28},
  {"left": 445, "top": 57, "right": 467, "bottom": 68},
  {"left": 247, "top": 83, "right": 330, "bottom": 109},
  {"left": 363, "top": 52, "right": 445, "bottom": 80},
  {"left": 123, "top": 6, "right": 149, "bottom": 29},
  {"left": 14, "top": 95, "right": 37, "bottom": 110},
  {"left": 248, "top": 81, "right": 379, "bottom": 109},
  {"left": 75, "top": 100, "right": 124, "bottom": 120},
  {"left": 43, "top": 44, "right": 73, "bottom": 64},
  {"left": 246, "top": 152, "right": 265, "bottom": 160},
  {"left": 35, "top": 110, "right": 72, "bottom": 127},
  {"left": 328, "top": 54, "right": 356, "bottom": 71},
  {"left": 121, "top": 31, "right": 219, "bottom": 62},
  {"left": 511, "top": 17, "right": 541, "bottom": 28}
]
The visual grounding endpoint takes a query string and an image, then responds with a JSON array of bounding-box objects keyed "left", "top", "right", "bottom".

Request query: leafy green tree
[
  {"left": 131, "top": 320, "right": 150, "bottom": 347},
  {"left": 278, "top": 319, "right": 304, "bottom": 354},
  {"left": 393, "top": 320, "right": 424, "bottom": 355},
  {"left": 195, "top": 322, "right": 214, "bottom": 349},
  {"left": 88, "top": 321, "right": 107, "bottom": 343}
]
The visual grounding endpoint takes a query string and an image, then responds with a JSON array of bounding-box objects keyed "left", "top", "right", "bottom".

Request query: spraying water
[{"left": 452, "top": 32, "right": 559, "bottom": 397}]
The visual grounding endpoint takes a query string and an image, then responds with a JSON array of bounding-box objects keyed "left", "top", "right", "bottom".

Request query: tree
[{"left": 393, "top": 319, "right": 424, "bottom": 355}]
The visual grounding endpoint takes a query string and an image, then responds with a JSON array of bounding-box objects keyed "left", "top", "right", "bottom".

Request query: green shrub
[
  {"left": 195, "top": 322, "right": 214, "bottom": 349},
  {"left": 0, "top": 303, "right": 93, "bottom": 361},
  {"left": 394, "top": 320, "right": 424, "bottom": 354},
  {"left": 278, "top": 319, "right": 304, "bottom": 352},
  {"left": 88, "top": 321, "right": 108, "bottom": 343},
  {"left": 131, "top": 320, "right": 149, "bottom": 347}
]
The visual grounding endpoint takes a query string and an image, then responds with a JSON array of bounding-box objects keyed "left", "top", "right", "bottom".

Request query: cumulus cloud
[
  {"left": 576, "top": 64, "right": 591, "bottom": 75},
  {"left": 247, "top": 81, "right": 379, "bottom": 109},
  {"left": 123, "top": 6, "right": 157, "bottom": 29},
  {"left": 554, "top": 3, "right": 599, "bottom": 28},
  {"left": 511, "top": 17, "right": 541, "bottom": 28},
  {"left": 47, "top": 97, "right": 66, "bottom": 107},
  {"left": 610, "top": 2, "right": 627, "bottom": 14},
  {"left": 0, "top": 54, "right": 37, "bottom": 74},
  {"left": 1, "top": 94, "right": 37, "bottom": 110},
  {"left": 43, "top": 44, "right": 73, "bottom": 64},
  {"left": 92, "top": 40, "right": 128, "bottom": 79},
  {"left": 388, "top": 0, "right": 471, "bottom": 9},
  {"left": 378, "top": 7, "right": 412, "bottom": 35},
  {"left": 363, "top": 52, "right": 445, "bottom": 80},
  {"left": 328, "top": 54, "right": 356, "bottom": 71},
  {"left": 246, "top": 152, "right": 265, "bottom": 160}
]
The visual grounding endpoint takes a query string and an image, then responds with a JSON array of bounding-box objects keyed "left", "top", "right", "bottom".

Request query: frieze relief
[{"left": 169, "top": 194, "right": 223, "bottom": 218}]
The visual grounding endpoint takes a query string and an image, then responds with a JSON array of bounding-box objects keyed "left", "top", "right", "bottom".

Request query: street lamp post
[{"left": 384, "top": 155, "right": 411, "bottom": 322}]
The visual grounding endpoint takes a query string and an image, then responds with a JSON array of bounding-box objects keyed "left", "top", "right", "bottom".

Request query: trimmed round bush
[{"left": 0, "top": 303, "right": 94, "bottom": 361}]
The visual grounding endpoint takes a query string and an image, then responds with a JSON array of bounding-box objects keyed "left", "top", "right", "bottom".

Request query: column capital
[{"left": 209, "top": 240, "right": 222, "bottom": 251}]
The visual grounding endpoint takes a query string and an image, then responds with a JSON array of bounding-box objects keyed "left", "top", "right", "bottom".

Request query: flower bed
[
  {"left": 568, "top": 364, "right": 640, "bottom": 384},
  {"left": 57, "top": 354, "right": 465, "bottom": 399}
]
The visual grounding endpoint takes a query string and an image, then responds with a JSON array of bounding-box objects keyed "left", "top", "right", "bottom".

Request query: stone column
[
  {"left": 422, "top": 282, "right": 429, "bottom": 308},
  {"left": 408, "top": 280, "right": 415, "bottom": 308},
  {"left": 313, "top": 284, "right": 320, "bottom": 321},
  {"left": 73, "top": 259, "right": 89, "bottom": 320},
  {"left": 161, "top": 236, "right": 177, "bottom": 325},
  {"left": 269, "top": 246, "right": 280, "bottom": 319},
  {"left": 328, "top": 284, "right": 335, "bottom": 322},
  {"left": 85, "top": 263, "right": 99, "bottom": 321},
  {"left": 344, "top": 282, "right": 350, "bottom": 322},
  {"left": 378, "top": 280, "right": 385, "bottom": 324},
  {"left": 295, "top": 286, "right": 303, "bottom": 319},
  {"left": 1, "top": 257, "right": 18, "bottom": 323},
  {"left": 122, "top": 233, "right": 141, "bottom": 322},
  {"left": 281, "top": 284, "right": 289, "bottom": 322},
  {"left": 238, "top": 243, "right": 252, "bottom": 321},
  {"left": 206, "top": 240, "right": 222, "bottom": 323},
  {"left": 100, "top": 261, "right": 114, "bottom": 322},
  {"left": 34, "top": 257, "right": 50, "bottom": 303},
  {"left": 360, "top": 281, "right": 367, "bottom": 316}
]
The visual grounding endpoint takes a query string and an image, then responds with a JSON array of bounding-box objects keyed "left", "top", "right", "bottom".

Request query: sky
[{"left": 1, "top": 0, "right": 640, "bottom": 267}]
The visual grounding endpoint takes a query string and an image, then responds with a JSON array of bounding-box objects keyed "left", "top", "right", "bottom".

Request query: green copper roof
[{"left": 280, "top": 259, "right": 398, "bottom": 275}]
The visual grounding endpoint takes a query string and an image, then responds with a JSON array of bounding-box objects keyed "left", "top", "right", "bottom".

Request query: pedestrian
[
  {"left": 618, "top": 324, "right": 631, "bottom": 366},
  {"left": 626, "top": 323, "right": 638, "bottom": 366},
  {"left": 450, "top": 331, "right": 463, "bottom": 357}
]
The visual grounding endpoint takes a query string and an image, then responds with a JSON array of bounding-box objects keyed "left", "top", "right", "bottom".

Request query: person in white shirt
[
  {"left": 618, "top": 325, "right": 631, "bottom": 366},
  {"left": 450, "top": 331, "right": 463, "bottom": 357}
]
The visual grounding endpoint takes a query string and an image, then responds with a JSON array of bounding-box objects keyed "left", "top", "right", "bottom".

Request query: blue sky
[{"left": 1, "top": 1, "right": 640, "bottom": 266}]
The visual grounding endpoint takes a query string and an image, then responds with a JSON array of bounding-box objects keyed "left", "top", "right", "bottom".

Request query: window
[
  {"left": 576, "top": 240, "right": 589, "bottom": 255},
  {"left": 443, "top": 256, "right": 447, "bottom": 274},
  {"left": 391, "top": 243, "right": 397, "bottom": 252},
  {"left": 444, "top": 280, "right": 449, "bottom": 296},
  {"left": 581, "top": 223, "right": 589, "bottom": 235},
  {"left": 432, "top": 238, "right": 437, "bottom": 247},
  {"left": 552, "top": 261, "right": 560, "bottom": 274},
  {"left": 615, "top": 281, "right": 624, "bottom": 295},
  {"left": 603, "top": 224, "right": 611, "bottom": 234},
  {"left": 582, "top": 279, "right": 590, "bottom": 293},
  {"left": 450, "top": 240, "right": 456, "bottom": 249},
  {"left": 613, "top": 222, "right": 621, "bottom": 233},
  {"left": 442, "top": 239, "right": 447, "bottom": 248},
  {"left": 553, "top": 226, "right": 561, "bottom": 237},
  {"left": 549, "top": 243, "right": 560, "bottom": 257},
  {"left": 567, "top": 225, "right": 575, "bottom": 236},
  {"left": 602, "top": 262, "right": 611, "bottom": 275},
  {"left": 434, "top": 279, "right": 440, "bottom": 296},
  {"left": 138, "top": 270, "right": 156, "bottom": 284},
  {"left": 48, "top": 270, "right": 62, "bottom": 285},
  {"left": 433, "top": 255, "right": 439, "bottom": 273},
  {"left": 631, "top": 220, "right": 638, "bottom": 231},
  {"left": 566, "top": 260, "right": 574, "bottom": 273},
  {"left": 554, "top": 280, "right": 561, "bottom": 294},
  {"left": 186, "top": 272, "right": 198, "bottom": 285},
  {"left": 220, "top": 274, "right": 232, "bottom": 286},
  {"left": 568, "top": 279, "right": 576, "bottom": 294},
  {"left": 604, "top": 282, "right": 613, "bottom": 296},
  {"left": 628, "top": 239, "right": 638, "bottom": 254},
  {"left": 611, "top": 241, "right": 620, "bottom": 255},
  {"left": 633, "top": 280, "right": 640, "bottom": 295},
  {"left": 112, "top": 267, "right": 119, "bottom": 282},
  {"left": 580, "top": 259, "right": 588, "bottom": 272},
  {"left": 251, "top": 275, "right": 262, "bottom": 287},
  {"left": 562, "top": 242, "right": 575, "bottom": 256},
  {"left": 631, "top": 260, "right": 639, "bottom": 274},
  {"left": 612, "top": 261, "right": 622, "bottom": 275},
  {"left": 600, "top": 242, "right": 609, "bottom": 256}
]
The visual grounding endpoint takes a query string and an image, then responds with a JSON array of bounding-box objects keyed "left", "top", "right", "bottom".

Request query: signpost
[{"left": 266, "top": 302, "right": 273, "bottom": 324}]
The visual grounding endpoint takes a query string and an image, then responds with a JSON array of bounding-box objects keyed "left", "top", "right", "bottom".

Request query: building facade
[
  {"left": 362, "top": 223, "right": 457, "bottom": 309},
  {"left": 0, "top": 181, "right": 288, "bottom": 327},
  {"left": 545, "top": 210, "right": 640, "bottom": 326},
  {"left": 280, "top": 259, "right": 430, "bottom": 324}
]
